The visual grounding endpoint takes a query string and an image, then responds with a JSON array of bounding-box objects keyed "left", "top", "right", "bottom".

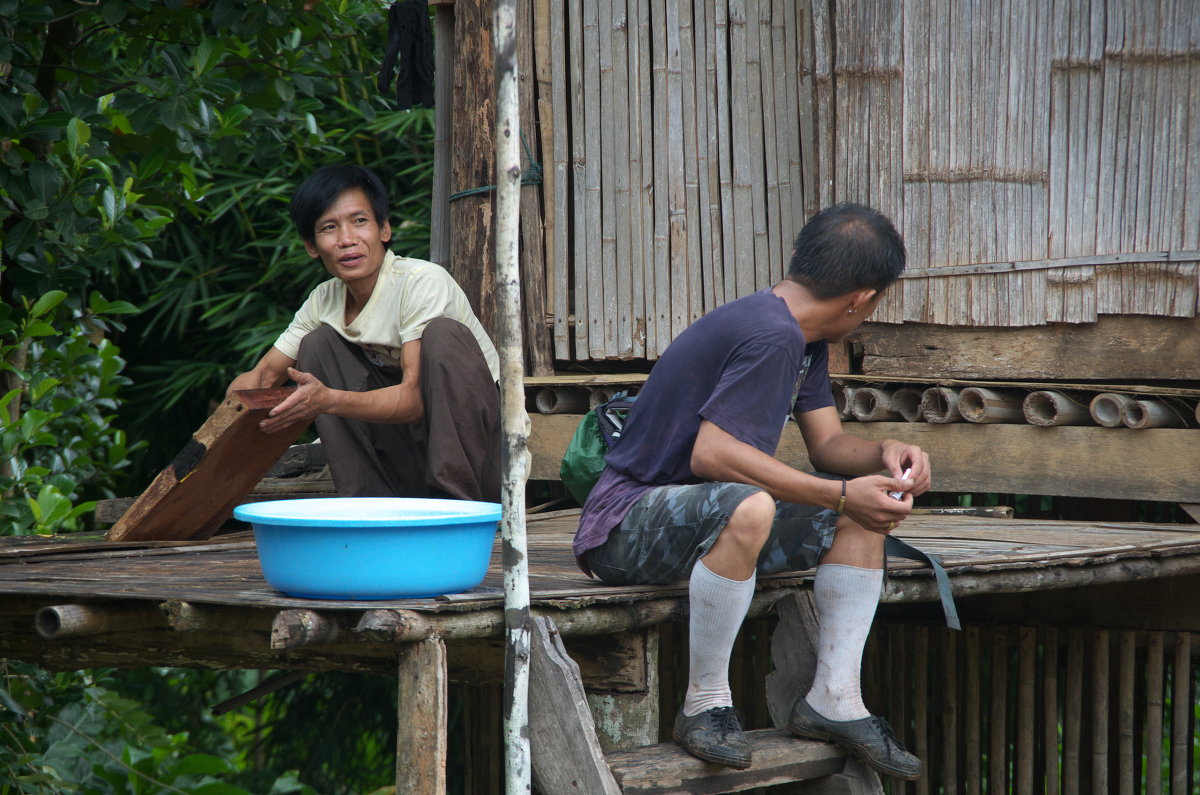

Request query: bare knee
[
  {"left": 823, "top": 514, "right": 887, "bottom": 568},
  {"left": 721, "top": 490, "right": 776, "bottom": 551}
]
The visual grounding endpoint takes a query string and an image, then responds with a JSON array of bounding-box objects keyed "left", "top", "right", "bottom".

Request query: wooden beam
[
  {"left": 528, "top": 414, "right": 1200, "bottom": 502},
  {"left": 396, "top": 637, "right": 448, "bottom": 795},
  {"left": 849, "top": 315, "right": 1200, "bottom": 380}
]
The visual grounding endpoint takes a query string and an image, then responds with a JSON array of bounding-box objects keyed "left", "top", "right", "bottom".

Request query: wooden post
[
  {"left": 396, "top": 637, "right": 449, "bottom": 795},
  {"left": 430, "top": 4, "right": 454, "bottom": 266},
  {"left": 493, "top": 0, "right": 532, "bottom": 791},
  {"left": 449, "top": 0, "right": 497, "bottom": 334}
]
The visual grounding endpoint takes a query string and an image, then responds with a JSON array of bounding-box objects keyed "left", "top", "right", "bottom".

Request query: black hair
[
  {"left": 289, "top": 164, "right": 390, "bottom": 245},
  {"left": 786, "top": 203, "right": 906, "bottom": 299}
]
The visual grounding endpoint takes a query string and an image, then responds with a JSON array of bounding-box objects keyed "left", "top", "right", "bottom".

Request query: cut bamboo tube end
[
  {"left": 1023, "top": 391, "right": 1093, "bottom": 427},
  {"left": 833, "top": 384, "right": 857, "bottom": 420},
  {"left": 1090, "top": 393, "right": 1134, "bottom": 427},
  {"left": 959, "top": 387, "right": 1025, "bottom": 424},
  {"left": 1123, "top": 399, "right": 1187, "bottom": 429},
  {"left": 271, "top": 608, "right": 343, "bottom": 650},
  {"left": 35, "top": 603, "right": 161, "bottom": 639},
  {"left": 890, "top": 387, "right": 925, "bottom": 422},
  {"left": 534, "top": 386, "right": 590, "bottom": 414},
  {"left": 851, "top": 387, "right": 901, "bottom": 422},
  {"left": 920, "top": 387, "right": 963, "bottom": 423}
]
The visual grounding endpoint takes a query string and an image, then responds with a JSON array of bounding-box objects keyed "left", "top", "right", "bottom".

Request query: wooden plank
[
  {"left": 942, "top": 627, "right": 958, "bottom": 794},
  {"left": 582, "top": 0, "right": 604, "bottom": 357},
  {"left": 764, "top": 591, "right": 821, "bottom": 729},
  {"left": 598, "top": 0, "right": 619, "bottom": 357},
  {"left": 528, "top": 414, "right": 1200, "bottom": 503},
  {"left": 851, "top": 315, "right": 1200, "bottom": 380},
  {"left": 529, "top": 616, "right": 622, "bottom": 794},
  {"left": 541, "top": 0, "right": 570, "bottom": 359},
  {"left": 913, "top": 625, "right": 929, "bottom": 795},
  {"left": 605, "top": 729, "right": 846, "bottom": 795},
  {"left": 696, "top": 0, "right": 723, "bottom": 312},
  {"left": 107, "top": 388, "right": 307, "bottom": 542},
  {"left": 1063, "top": 629, "right": 1083, "bottom": 795},
  {"left": 651, "top": 0, "right": 670, "bottom": 355},
  {"left": 964, "top": 626, "right": 982, "bottom": 792},
  {"left": 585, "top": 628, "right": 660, "bottom": 751},
  {"left": 626, "top": 0, "right": 649, "bottom": 357},
  {"left": 396, "top": 637, "right": 448, "bottom": 795},
  {"left": 665, "top": 0, "right": 688, "bottom": 339},
  {"left": 714, "top": 0, "right": 736, "bottom": 306}
]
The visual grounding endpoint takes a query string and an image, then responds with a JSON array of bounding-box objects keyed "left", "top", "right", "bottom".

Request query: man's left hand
[
  {"left": 258, "top": 367, "right": 329, "bottom": 433},
  {"left": 881, "top": 439, "right": 931, "bottom": 496}
]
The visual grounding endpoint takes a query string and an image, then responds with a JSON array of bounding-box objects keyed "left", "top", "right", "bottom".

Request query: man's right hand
[
  {"left": 843, "top": 474, "right": 913, "bottom": 534},
  {"left": 227, "top": 370, "right": 268, "bottom": 398}
]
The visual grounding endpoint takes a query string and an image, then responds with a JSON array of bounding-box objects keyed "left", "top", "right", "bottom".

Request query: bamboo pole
[
  {"left": 920, "top": 386, "right": 964, "bottom": 424},
  {"left": 1089, "top": 392, "right": 1134, "bottom": 428},
  {"left": 1023, "top": 390, "right": 1093, "bottom": 427},
  {"left": 493, "top": 0, "right": 531, "bottom": 789},
  {"left": 891, "top": 386, "right": 926, "bottom": 422},
  {"left": 851, "top": 387, "right": 903, "bottom": 422},
  {"left": 959, "top": 387, "right": 1026, "bottom": 424},
  {"left": 533, "top": 387, "right": 589, "bottom": 415},
  {"left": 1123, "top": 399, "right": 1189, "bottom": 429}
]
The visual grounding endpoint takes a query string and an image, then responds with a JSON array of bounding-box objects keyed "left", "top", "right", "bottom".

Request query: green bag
[{"left": 559, "top": 393, "right": 637, "bottom": 504}]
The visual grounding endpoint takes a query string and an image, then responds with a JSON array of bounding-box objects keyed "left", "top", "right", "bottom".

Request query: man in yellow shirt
[{"left": 228, "top": 165, "right": 501, "bottom": 503}]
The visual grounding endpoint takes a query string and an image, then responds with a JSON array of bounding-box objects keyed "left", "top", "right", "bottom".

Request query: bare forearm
[
  {"left": 806, "top": 432, "right": 889, "bottom": 476},
  {"left": 326, "top": 382, "right": 424, "bottom": 425}
]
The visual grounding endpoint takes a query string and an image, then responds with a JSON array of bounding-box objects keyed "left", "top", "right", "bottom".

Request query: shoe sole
[
  {"left": 672, "top": 731, "right": 752, "bottom": 770},
  {"left": 787, "top": 721, "right": 922, "bottom": 781}
]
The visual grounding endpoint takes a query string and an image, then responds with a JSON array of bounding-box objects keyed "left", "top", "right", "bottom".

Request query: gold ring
[{"left": 887, "top": 521, "right": 896, "bottom": 532}]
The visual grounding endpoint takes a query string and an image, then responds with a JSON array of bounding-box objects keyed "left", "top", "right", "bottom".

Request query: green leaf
[
  {"left": 22, "top": 319, "right": 56, "bottom": 338},
  {"left": 100, "top": 0, "right": 125, "bottom": 24},
  {"left": 193, "top": 37, "right": 225, "bottom": 77},
  {"left": 28, "top": 160, "right": 60, "bottom": 204},
  {"left": 4, "top": 219, "right": 38, "bottom": 257},
  {"left": 29, "top": 290, "right": 67, "bottom": 319},
  {"left": 66, "top": 117, "right": 90, "bottom": 156}
]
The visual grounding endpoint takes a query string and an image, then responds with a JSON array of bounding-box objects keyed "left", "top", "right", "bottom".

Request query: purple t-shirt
[{"left": 573, "top": 287, "right": 834, "bottom": 561}]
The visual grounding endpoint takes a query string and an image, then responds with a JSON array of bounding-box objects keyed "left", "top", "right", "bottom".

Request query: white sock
[
  {"left": 804, "top": 563, "right": 883, "bottom": 721},
  {"left": 682, "top": 559, "right": 757, "bottom": 717}
]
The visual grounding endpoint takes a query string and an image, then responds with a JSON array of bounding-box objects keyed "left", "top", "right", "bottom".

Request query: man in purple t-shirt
[{"left": 574, "top": 204, "right": 930, "bottom": 781}]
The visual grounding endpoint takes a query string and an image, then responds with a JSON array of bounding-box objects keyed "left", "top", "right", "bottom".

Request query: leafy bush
[
  {"left": 0, "top": 661, "right": 318, "bottom": 794},
  {"left": 0, "top": 290, "right": 140, "bottom": 534}
]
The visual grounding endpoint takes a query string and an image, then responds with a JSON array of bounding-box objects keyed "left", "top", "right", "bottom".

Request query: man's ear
[
  {"left": 848, "top": 288, "right": 878, "bottom": 313},
  {"left": 303, "top": 239, "right": 320, "bottom": 259},
  {"left": 380, "top": 220, "right": 393, "bottom": 244}
]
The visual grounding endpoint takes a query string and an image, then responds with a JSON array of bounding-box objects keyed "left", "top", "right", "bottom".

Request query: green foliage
[
  {"left": 0, "top": 662, "right": 318, "bottom": 794},
  {"left": 0, "top": 290, "right": 141, "bottom": 534}
]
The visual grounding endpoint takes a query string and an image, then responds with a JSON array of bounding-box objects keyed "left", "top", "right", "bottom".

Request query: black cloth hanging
[{"left": 378, "top": 0, "right": 435, "bottom": 110}]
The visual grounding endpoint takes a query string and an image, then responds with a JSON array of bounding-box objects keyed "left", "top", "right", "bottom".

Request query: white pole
[{"left": 493, "top": 0, "right": 532, "bottom": 792}]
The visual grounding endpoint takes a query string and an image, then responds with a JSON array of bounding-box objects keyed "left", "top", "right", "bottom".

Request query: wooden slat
[
  {"left": 626, "top": 0, "right": 648, "bottom": 358},
  {"left": 965, "top": 626, "right": 983, "bottom": 789},
  {"left": 913, "top": 625, "right": 930, "bottom": 795},
  {"left": 1169, "top": 632, "right": 1191, "bottom": 795},
  {"left": 517, "top": 0, "right": 552, "bottom": 375},
  {"left": 1044, "top": 627, "right": 1061, "bottom": 795},
  {"left": 729, "top": 0, "right": 755, "bottom": 298},
  {"left": 989, "top": 627, "right": 1008, "bottom": 794},
  {"left": 569, "top": 0, "right": 589, "bottom": 358},
  {"left": 695, "top": 0, "right": 723, "bottom": 313},
  {"left": 942, "top": 627, "right": 959, "bottom": 794},
  {"left": 429, "top": 5, "right": 454, "bottom": 266},
  {"left": 607, "top": 0, "right": 634, "bottom": 359},
  {"left": 1092, "top": 629, "right": 1110, "bottom": 795},
  {"left": 1063, "top": 628, "right": 1083, "bottom": 795},
  {"left": 582, "top": 0, "right": 603, "bottom": 357},
  {"left": 1017, "top": 626, "right": 1036, "bottom": 795},
  {"left": 541, "top": 0, "right": 570, "bottom": 359},
  {"left": 650, "top": 0, "right": 670, "bottom": 356},
  {"left": 597, "top": 0, "right": 619, "bottom": 357},
  {"left": 1117, "top": 630, "right": 1136, "bottom": 795},
  {"left": 1145, "top": 631, "right": 1165, "bottom": 795}
]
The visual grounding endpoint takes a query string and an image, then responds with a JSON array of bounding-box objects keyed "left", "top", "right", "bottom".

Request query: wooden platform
[{"left": 2, "top": 510, "right": 1200, "bottom": 675}]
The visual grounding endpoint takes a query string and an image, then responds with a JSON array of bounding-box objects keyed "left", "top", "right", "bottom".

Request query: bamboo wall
[{"left": 520, "top": 0, "right": 1200, "bottom": 363}]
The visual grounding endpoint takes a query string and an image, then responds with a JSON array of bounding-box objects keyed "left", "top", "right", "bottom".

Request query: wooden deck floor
[{"left": 2, "top": 510, "right": 1199, "bottom": 611}]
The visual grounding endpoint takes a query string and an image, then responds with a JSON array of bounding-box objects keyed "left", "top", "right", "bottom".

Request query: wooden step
[{"left": 605, "top": 730, "right": 848, "bottom": 795}]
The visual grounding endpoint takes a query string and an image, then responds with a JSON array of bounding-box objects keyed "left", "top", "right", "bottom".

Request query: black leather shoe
[
  {"left": 672, "top": 706, "right": 752, "bottom": 769},
  {"left": 787, "top": 697, "right": 922, "bottom": 780}
]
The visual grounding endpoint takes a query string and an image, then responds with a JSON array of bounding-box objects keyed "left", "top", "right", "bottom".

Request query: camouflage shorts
[{"left": 582, "top": 478, "right": 841, "bottom": 586}]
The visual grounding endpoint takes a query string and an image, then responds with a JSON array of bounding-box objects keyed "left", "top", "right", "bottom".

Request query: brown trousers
[{"left": 295, "top": 320, "right": 501, "bottom": 503}]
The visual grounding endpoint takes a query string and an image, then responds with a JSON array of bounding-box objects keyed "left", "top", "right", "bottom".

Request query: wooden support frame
[{"left": 396, "top": 637, "right": 449, "bottom": 794}]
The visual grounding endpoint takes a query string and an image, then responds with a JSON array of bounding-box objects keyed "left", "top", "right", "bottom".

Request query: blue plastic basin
[{"left": 233, "top": 498, "right": 502, "bottom": 600}]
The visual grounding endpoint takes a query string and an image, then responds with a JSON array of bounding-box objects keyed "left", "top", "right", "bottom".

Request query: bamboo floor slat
[{"left": 1, "top": 514, "right": 1199, "bottom": 618}]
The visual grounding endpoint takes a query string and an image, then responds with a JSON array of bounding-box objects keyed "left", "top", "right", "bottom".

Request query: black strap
[{"left": 885, "top": 535, "right": 961, "bottom": 630}]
